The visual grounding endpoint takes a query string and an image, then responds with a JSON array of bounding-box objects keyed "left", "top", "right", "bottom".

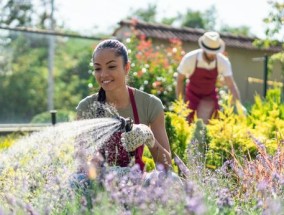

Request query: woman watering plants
[{"left": 75, "top": 39, "right": 177, "bottom": 186}]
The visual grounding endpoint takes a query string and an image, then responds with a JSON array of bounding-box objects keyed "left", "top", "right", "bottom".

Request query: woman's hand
[{"left": 121, "top": 124, "right": 155, "bottom": 152}]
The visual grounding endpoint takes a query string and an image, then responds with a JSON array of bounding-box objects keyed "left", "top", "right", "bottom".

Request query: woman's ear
[{"left": 125, "top": 61, "right": 131, "bottom": 75}]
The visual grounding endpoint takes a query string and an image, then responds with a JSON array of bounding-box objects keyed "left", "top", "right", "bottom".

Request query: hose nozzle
[{"left": 118, "top": 116, "right": 133, "bottom": 132}]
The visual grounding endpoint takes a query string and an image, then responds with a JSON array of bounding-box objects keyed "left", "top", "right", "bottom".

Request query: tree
[
  {"left": 0, "top": 34, "right": 48, "bottom": 122},
  {"left": 262, "top": 1, "right": 284, "bottom": 43},
  {"left": 220, "top": 25, "right": 251, "bottom": 37},
  {"left": 161, "top": 17, "right": 177, "bottom": 26},
  {"left": 175, "top": 6, "right": 217, "bottom": 30},
  {"left": 128, "top": 4, "right": 157, "bottom": 23},
  {"left": 126, "top": 4, "right": 252, "bottom": 37},
  {"left": 0, "top": 0, "right": 99, "bottom": 123},
  {"left": 0, "top": 0, "right": 61, "bottom": 29},
  {"left": 0, "top": 0, "right": 33, "bottom": 27},
  {"left": 203, "top": 5, "right": 218, "bottom": 31},
  {"left": 252, "top": 1, "right": 284, "bottom": 99},
  {"left": 179, "top": 9, "right": 206, "bottom": 29},
  {"left": 0, "top": 32, "right": 95, "bottom": 123}
]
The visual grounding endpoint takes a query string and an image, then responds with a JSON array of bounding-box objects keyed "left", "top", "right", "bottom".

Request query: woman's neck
[{"left": 105, "top": 86, "right": 130, "bottom": 109}]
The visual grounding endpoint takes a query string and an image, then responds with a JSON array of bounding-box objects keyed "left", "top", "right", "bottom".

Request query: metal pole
[
  {"left": 50, "top": 110, "right": 57, "bottom": 125},
  {"left": 263, "top": 54, "right": 268, "bottom": 98},
  {"left": 47, "top": 0, "right": 55, "bottom": 110}
]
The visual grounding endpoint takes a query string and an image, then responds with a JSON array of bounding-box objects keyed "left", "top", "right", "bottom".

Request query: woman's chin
[{"left": 101, "top": 82, "right": 113, "bottom": 89}]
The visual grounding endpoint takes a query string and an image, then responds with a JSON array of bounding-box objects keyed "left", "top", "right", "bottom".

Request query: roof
[{"left": 113, "top": 19, "right": 283, "bottom": 53}]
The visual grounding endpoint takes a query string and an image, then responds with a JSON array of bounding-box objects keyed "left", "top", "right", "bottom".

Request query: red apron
[
  {"left": 99, "top": 87, "right": 145, "bottom": 171},
  {"left": 185, "top": 60, "right": 219, "bottom": 122}
]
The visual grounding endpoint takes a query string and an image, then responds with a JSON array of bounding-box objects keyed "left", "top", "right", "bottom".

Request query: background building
[{"left": 114, "top": 19, "right": 283, "bottom": 104}]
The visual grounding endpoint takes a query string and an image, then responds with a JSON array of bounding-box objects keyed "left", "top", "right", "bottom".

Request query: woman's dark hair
[
  {"left": 92, "top": 39, "right": 128, "bottom": 66},
  {"left": 93, "top": 39, "right": 129, "bottom": 112}
]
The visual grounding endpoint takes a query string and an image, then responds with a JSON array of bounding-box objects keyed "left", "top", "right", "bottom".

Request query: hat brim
[{"left": 198, "top": 36, "right": 225, "bottom": 54}]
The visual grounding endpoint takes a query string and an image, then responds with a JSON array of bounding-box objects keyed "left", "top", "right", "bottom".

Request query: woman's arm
[{"left": 148, "top": 111, "right": 172, "bottom": 170}]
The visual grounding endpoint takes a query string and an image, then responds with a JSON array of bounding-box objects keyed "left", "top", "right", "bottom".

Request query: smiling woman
[
  {"left": 92, "top": 40, "right": 130, "bottom": 95},
  {"left": 76, "top": 39, "right": 180, "bottom": 188}
]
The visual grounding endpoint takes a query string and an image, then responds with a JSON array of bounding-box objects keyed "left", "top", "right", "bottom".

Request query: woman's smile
[{"left": 102, "top": 80, "right": 113, "bottom": 84}]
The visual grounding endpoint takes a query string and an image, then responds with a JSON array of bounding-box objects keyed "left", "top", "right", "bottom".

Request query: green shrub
[
  {"left": 165, "top": 98, "right": 192, "bottom": 163},
  {"left": 30, "top": 109, "right": 76, "bottom": 123},
  {"left": 204, "top": 88, "right": 284, "bottom": 169}
]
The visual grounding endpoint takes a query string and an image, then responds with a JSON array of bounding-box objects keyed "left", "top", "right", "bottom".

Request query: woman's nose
[{"left": 100, "top": 69, "right": 109, "bottom": 77}]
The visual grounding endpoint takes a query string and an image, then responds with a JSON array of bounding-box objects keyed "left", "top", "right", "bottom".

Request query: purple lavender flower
[{"left": 216, "top": 188, "right": 234, "bottom": 208}]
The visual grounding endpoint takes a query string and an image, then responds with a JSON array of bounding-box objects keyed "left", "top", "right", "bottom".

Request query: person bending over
[{"left": 176, "top": 31, "right": 245, "bottom": 124}]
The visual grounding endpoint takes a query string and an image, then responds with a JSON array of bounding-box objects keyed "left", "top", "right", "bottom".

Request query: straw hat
[{"left": 198, "top": 31, "right": 225, "bottom": 54}]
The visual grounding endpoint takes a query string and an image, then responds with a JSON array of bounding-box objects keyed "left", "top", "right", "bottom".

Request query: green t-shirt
[{"left": 76, "top": 88, "right": 164, "bottom": 125}]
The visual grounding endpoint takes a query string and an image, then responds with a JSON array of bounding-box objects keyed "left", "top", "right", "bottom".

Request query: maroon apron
[
  {"left": 99, "top": 87, "right": 145, "bottom": 171},
  {"left": 185, "top": 60, "right": 219, "bottom": 122}
]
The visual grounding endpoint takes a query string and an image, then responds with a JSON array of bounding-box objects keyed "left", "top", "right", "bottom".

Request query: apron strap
[
  {"left": 127, "top": 87, "right": 145, "bottom": 171},
  {"left": 128, "top": 87, "right": 140, "bottom": 124}
]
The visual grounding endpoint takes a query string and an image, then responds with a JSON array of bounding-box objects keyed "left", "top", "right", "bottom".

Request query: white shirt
[{"left": 177, "top": 49, "right": 233, "bottom": 78}]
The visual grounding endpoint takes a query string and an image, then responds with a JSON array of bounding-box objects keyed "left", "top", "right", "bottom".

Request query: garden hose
[{"left": 117, "top": 116, "right": 133, "bottom": 132}]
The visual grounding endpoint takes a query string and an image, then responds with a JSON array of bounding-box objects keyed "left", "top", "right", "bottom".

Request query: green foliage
[
  {"left": 128, "top": 4, "right": 157, "bottom": 23},
  {"left": 142, "top": 147, "right": 155, "bottom": 172},
  {"left": 123, "top": 35, "right": 184, "bottom": 109},
  {"left": 1, "top": 88, "right": 284, "bottom": 214},
  {"left": 262, "top": 1, "right": 284, "bottom": 41},
  {"left": 220, "top": 25, "right": 251, "bottom": 37},
  {"left": 0, "top": 0, "right": 33, "bottom": 27},
  {"left": 30, "top": 109, "right": 76, "bottom": 123},
  {"left": 165, "top": 98, "right": 192, "bottom": 162},
  {"left": 142, "top": 146, "right": 179, "bottom": 174},
  {"left": 248, "top": 87, "right": 284, "bottom": 139},
  {"left": 189, "top": 119, "right": 211, "bottom": 164},
  {"left": 142, "top": 98, "right": 191, "bottom": 172},
  {"left": 0, "top": 0, "right": 56, "bottom": 29},
  {"left": 1, "top": 2, "right": 284, "bottom": 214},
  {"left": 54, "top": 38, "right": 95, "bottom": 110},
  {"left": 0, "top": 34, "right": 48, "bottom": 122},
  {"left": 180, "top": 9, "right": 206, "bottom": 29},
  {"left": 204, "top": 88, "right": 284, "bottom": 169},
  {"left": 0, "top": 33, "right": 95, "bottom": 123},
  {"left": 203, "top": 5, "right": 218, "bottom": 31},
  {"left": 252, "top": 2, "right": 283, "bottom": 83},
  {"left": 205, "top": 95, "right": 255, "bottom": 168}
]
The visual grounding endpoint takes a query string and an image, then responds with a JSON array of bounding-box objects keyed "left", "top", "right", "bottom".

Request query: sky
[{"left": 55, "top": 0, "right": 274, "bottom": 38}]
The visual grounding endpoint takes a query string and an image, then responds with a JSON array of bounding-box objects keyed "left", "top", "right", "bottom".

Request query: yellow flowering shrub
[
  {"left": 205, "top": 88, "right": 284, "bottom": 168},
  {"left": 0, "top": 133, "right": 21, "bottom": 151},
  {"left": 204, "top": 96, "right": 254, "bottom": 168},
  {"left": 165, "top": 98, "right": 193, "bottom": 162}
]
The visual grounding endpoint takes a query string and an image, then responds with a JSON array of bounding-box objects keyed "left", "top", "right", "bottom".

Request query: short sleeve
[
  {"left": 147, "top": 94, "right": 164, "bottom": 123},
  {"left": 217, "top": 54, "right": 233, "bottom": 77},
  {"left": 177, "top": 50, "right": 199, "bottom": 78},
  {"left": 76, "top": 94, "right": 98, "bottom": 119}
]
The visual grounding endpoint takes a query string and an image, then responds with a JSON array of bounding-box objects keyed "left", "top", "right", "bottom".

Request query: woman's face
[{"left": 93, "top": 48, "right": 129, "bottom": 92}]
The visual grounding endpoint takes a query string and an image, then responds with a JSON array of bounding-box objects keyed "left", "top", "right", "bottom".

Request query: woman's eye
[
  {"left": 94, "top": 68, "right": 101, "bottom": 72},
  {"left": 109, "top": 65, "right": 116, "bottom": 69}
]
